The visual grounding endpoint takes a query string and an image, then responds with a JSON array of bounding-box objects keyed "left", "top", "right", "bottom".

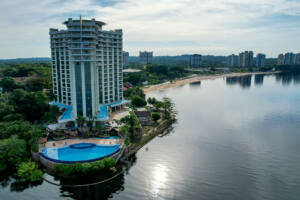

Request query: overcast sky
[{"left": 1, "top": 0, "right": 300, "bottom": 58}]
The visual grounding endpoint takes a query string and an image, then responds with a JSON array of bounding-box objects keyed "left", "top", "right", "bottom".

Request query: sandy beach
[{"left": 143, "top": 71, "right": 279, "bottom": 93}]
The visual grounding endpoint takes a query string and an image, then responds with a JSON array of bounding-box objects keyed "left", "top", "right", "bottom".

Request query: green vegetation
[
  {"left": 120, "top": 111, "right": 140, "bottom": 144},
  {"left": 124, "top": 64, "right": 192, "bottom": 86},
  {"left": 0, "top": 135, "right": 28, "bottom": 172},
  {"left": 53, "top": 158, "right": 116, "bottom": 177},
  {"left": 0, "top": 62, "right": 54, "bottom": 183},
  {"left": 124, "top": 87, "right": 145, "bottom": 99},
  {"left": 0, "top": 62, "right": 51, "bottom": 78},
  {"left": 151, "top": 112, "right": 161, "bottom": 122},
  {"left": 147, "top": 97, "right": 157, "bottom": 105},
  {"left": 124, "top": 86, "right": 147, "bottom": 108},
  {"left": 131, "top": 95, "right": 147, "bottom": 107},
  {"left": 276, "top": 65, "right": 300, "bottom": 72},
  {"left": 17, "top": 161, "right": 43, "bottom": 183}
]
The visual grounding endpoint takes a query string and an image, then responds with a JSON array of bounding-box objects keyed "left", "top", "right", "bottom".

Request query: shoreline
[{"left": 143, "top": 71, "right": 279, "bottom": 93}]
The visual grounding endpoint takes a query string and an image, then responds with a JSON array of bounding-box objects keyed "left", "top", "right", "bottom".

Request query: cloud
[{"left": 0, "top": 0, "right": 300, "bottom": 58}]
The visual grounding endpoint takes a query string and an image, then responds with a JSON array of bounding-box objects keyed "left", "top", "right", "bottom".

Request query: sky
[{"left": 1, "top": 0, "right": 300, "bottom": 59}]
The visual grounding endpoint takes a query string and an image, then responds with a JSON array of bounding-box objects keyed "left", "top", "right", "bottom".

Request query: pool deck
[{"left": 39, "top": 138, "right": 123, "bottom": 152}]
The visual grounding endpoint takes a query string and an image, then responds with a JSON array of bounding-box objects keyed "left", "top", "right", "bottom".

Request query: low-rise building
[{"left": 134, "top": 109, "right": 152, "bottom": 126}]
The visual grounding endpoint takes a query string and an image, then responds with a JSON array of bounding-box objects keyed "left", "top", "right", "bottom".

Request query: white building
[
  {"left": 50, "top": 18, "right": 129, "bottom": 123},
  {"left": 255, "top": 53, "right": 266, "bottom": 67},
  {"left": 190, "top": 54, "right": 202, "bottom": 68},
  {"left": 139, "top": 51, "right": 153, "bottom": 65}
]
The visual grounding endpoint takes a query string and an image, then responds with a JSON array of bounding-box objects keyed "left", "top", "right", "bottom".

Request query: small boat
[{"left": 189, "top": 80, "right": 201, "bottom": 85}]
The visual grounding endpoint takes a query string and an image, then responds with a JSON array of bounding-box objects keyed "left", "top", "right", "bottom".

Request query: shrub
[
  {"left": 53, "top": 158, "right": 116, "bottom": 177},
  {"left": 131, "top": 95, "right": 147, "bottom": 107},
  {"left": 103, "top": 158, "right": 116, "bottom": 169},
  {"left": 151, "top": 112, "right": 161, "bottom": 122},
  {"left": 17, "top": 161, "right": 43, "bottom": 182},
  {"left": 0, "top": 135, "right": 28, "bottom": 172},
  {"left": 81, "top": 163, "right": 91, "bottom": 174}
]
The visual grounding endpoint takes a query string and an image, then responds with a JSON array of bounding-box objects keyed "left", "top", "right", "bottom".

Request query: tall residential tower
[
  {"left": 190, "top": 54, "right": 202, "bottom": 68},
  {"left": 50, "top": 18, "right": 128, "bottom": 122},
  {"left": 139, "top": 51, "right": 153, "bottom": 65}
]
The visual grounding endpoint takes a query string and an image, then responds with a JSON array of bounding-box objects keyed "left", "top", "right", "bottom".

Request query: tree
[
  {"left": 154, "top": 101, "right": 164, "bottom": 111},
  {"left": 162, "top": 97, "right": 176, "bottom": 120},
  {"left": 131, "top": 95, "right": 147, "bottom": 107},
  {"left": 151, "top": 112, "right": 160, "bottom": 122},
  {"left": 17, "top": 161, "right": 43, "bottom": 182},
  {"left": 147, "top": 97, "right": 157, "bottom": 105},
  {"left": 25, "top": 77, "right": 50, "bottom": 92},
  {"left": 76, "top": 116, "right": 86, "bottom": 128},
  {"left": 0, "top": 101, "right": 14, "bottom": 120},
  {"left": 13, "top": 91, "right": 49, "bottom": 122},
  {"left": 120, "top": 112, "right": 140, "bottom": 142},
  {"left": 0, "top": 77, "right": 17, "bottom": 92},
  {"left": 124, "top": 87, "right": 145, "bottom": 99},
  {"left": 0, "top": 135, "right": 28, "bottom": 172}
]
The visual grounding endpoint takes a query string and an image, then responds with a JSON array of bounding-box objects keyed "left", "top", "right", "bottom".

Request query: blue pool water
[
  {"left": 41, "top": 143, "right": 120, "bottom": 163},
  {"left": 98, "top": 136, "right": 121, "bottom": 139}
]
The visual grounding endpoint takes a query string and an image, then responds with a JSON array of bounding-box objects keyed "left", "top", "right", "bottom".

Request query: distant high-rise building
[
  {"left": 295, "top": 53, "right": 300, "bottom": 65},
  {"left": 139, "top": 51, "right": 153, "bottom": 65},
  {"left": 190, "top": 54, "right": 202, "bottom": 68},
  {"left": 50, "top": 18, "right": 126, "bottom": 120},
  {"left": 284, "top": 52, "right": 295, "bottom": 65},
  {"left": 277, "top": 54, "right": 284, "bottom": 65},
  {"left": 238, "top": 51, "right": 254, "bottom": 67},
  {"left": 255, "top": 53, "right": 266, "bottom": 67},
  {"left": 227, "top": 54, "right": 238, "bottom": 67},
  {"left": 123, "top": 51, "right": 129, "bottom": 67}
]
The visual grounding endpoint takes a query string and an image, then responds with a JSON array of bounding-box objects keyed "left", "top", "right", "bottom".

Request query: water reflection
[
  {"left": 254, "top": 74, "right": 264, "bottom": 86},
  {"left": 226, "top": 72, "right": 300, "bottom": 88},
  {"left": 151, "top": 164, "right": 169, "bottom": 198},
  {"left": 226, "top": 75, "right": 252, "bottom": 88},
  {"left": 275, "top": 72, "right": 300, "bottom": 86},
  {"left": 0, "top": 170, "right": 43, "bottom": 192}
]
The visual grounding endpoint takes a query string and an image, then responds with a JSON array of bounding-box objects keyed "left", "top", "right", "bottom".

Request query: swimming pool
[
  {"left": 41, "top": 143, "right": 120, "bottom": 163},
  {"left": 97, "top": 136, "right": 121, "bottom": 139}
]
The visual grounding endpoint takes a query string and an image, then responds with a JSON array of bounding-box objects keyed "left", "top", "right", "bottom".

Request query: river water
[{"left": 1, "top": 73, "right": 300, "bottom": 200}]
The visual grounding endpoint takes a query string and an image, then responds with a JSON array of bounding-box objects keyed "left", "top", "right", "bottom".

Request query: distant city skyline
[{"left": 1, "top": 0, "right": 300, "bottom": 59}]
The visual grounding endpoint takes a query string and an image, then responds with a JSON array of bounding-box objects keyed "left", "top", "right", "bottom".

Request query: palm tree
[{"left": 76, "top": 116, "right": 86, "bottom": 128}]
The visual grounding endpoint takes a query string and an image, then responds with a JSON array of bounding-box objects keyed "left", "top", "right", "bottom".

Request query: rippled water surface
[{"left": 1, "top": 73, "right": 300, "bottom": 200}]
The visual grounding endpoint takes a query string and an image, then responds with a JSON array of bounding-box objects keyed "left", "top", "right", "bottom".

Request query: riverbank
[
  {"left": 122, "top": 116, "right": 176, "bottom": 160},
  {"left": 143, "top": 71, "right": 279, "bottom": 93}
]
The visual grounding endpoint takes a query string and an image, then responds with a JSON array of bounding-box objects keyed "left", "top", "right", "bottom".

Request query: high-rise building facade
[
  {"left": 277, "top": 54, "right": 284, "bottom": 65},
  {"left": 295, "top": 53, "right": 300, "bottom": 65},
  {"left": 238, "top": 51, "right": 254, "bottom": 67},
  {"left": 50, "top": 18, "right": 125, "bottom": 120},
  {"left": 284, "top": 52, "right": 295, "bottom": 65},
  {"left": 139, "top": 51, "right": 153, "bottom": 65},
  {"left": 227, "top": 54, "right": 238, "bottom": 67},
  {"left": 123, "top": 51, "right": 129, "bottom": 67},
  {"left": 255, "top": 53, "right": 266, "bottom": 67},
  {"left": 190, "top": 54, "right": 202, "bottom": 68}
]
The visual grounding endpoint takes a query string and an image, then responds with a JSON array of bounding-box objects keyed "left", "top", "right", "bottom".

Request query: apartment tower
[
  {"left": 190, "top": 54, "right": 202, "bottom": 68},
  {"left": 50, "top": 18, "right": 124, "bottom": 120}
]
